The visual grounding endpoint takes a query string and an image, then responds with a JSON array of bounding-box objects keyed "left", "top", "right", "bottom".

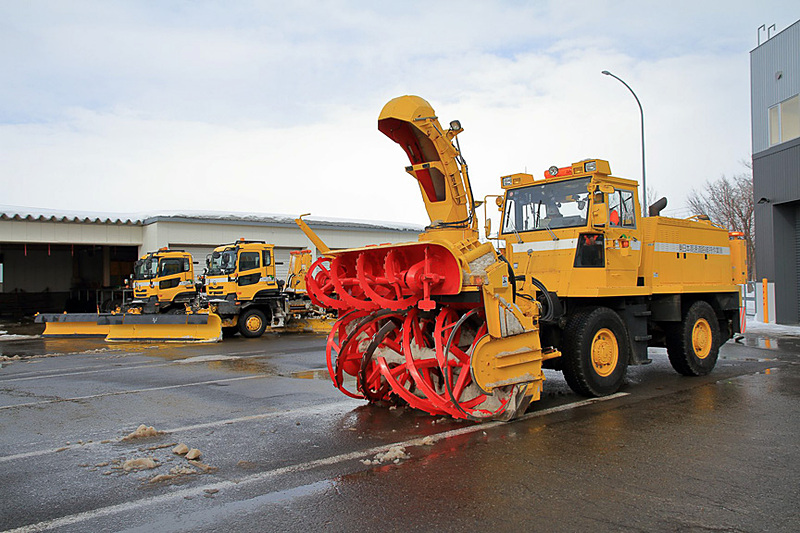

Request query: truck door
[
  {"left": 605, "top": 188, "right": 642, "bottom": 288},
  {"left": 236, "top": 250, "right": 262, "bottom": 301},
  {"left": 157, "top": 257, "right": 192, "bottom": 304}
]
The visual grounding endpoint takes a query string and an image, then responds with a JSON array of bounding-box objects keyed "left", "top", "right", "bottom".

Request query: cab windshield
[
  {"left": 133, "top": 256, "right": 159, "bottom": 280},
  {"left": 502, "top": 177, "right": 591, "bottom": 234},
  {"left": 206, "top": 249, "right": 237, "bottom": 276}
]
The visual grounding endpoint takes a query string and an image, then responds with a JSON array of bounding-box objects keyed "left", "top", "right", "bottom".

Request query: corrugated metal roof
[
  {"left": 144, "top": 211, "right": 423, "bottom": 232},
  {"left": 0, "top": 205, "right": 143, "bottom": 225},
  {"left": 0, "top": 205, "right": 423, "bottom": 232}
]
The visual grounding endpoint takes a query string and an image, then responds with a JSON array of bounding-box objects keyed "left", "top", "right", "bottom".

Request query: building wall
[
  {"left": 750, "top": 20, "right": 800, "bottom": 154},
  {"left": 751, "top": 19, "right": 800, "bottom": 324},
  {"left": 0, "top": 220, "right": 143, "bottom": 246}
]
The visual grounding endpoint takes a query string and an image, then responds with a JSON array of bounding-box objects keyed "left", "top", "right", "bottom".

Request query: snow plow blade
[
  {"left": 36, "top": 313, "right": 112, "bottom": 338},
  {"left": 103, "top": 313, "right": 223, "bottom": 343}
]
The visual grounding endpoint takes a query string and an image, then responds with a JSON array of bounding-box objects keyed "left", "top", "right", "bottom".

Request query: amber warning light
[{"left": 544, "top": 165, "right": 573, "bottom": 179}]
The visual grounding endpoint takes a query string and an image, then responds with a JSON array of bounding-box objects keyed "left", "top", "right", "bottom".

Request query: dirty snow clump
[
  {"left": 122, "top": 457, "right": 158, "bottom": 471},
  {"left": 361, "top": 445, "right": 410, "bottom": 465},
  {"left": 122, "top": 424, "right": 161, "bottom": 441}
]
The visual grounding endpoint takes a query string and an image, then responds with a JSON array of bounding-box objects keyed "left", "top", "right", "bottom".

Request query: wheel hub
[
  {"left": 246, "top": 315, "right": 262, "bottom": 332},
  {"left": 692, "top": 318, "right": 712, "bottom": 359},
  {"left": 591, "top": 328, "right": 618, "bottom": 377}
]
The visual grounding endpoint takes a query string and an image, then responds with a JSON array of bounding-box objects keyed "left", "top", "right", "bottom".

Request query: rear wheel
[
  {"left": 562, "top": 307, "right": 629, "bottom": 397},
  {"left": 239, "top": 308, "right": 267, "bottom": 338},
  {"left": 666, "top": 301, "right": 720, "bottom": 376}
]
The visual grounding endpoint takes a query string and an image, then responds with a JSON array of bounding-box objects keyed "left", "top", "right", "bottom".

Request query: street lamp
[{"left": 602, "top": 70, "right": 647, "bottom": 217}]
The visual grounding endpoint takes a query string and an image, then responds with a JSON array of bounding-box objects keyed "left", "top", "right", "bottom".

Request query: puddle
[
  {"left": 177, "top": 355, "right": 243, "bottom": 364},
  {"left": 739, "top": 336, "right": 781, "bottom": 350},
  {"left": 291, "top": 369, "right": 329, "bottom": 380}
]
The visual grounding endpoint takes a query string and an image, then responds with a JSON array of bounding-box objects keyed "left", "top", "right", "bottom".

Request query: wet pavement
[{"left": 0, "top": 326, "right": 798, "bottom": 532}]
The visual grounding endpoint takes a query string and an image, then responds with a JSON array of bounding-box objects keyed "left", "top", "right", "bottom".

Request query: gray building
[
  {"left": 0, "top": 207, "right": 421, "bottom": 317},
  {"left": 750, "top": 19, "right": 800, "bottom": 324}
]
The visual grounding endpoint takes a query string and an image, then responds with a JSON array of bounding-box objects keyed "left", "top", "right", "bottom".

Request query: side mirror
[
  {"left": 484, "top": 218, "right": 492, "bottom": 239},
  {"left": 592, "top": 204, "right": 608, "bottom": 228}
]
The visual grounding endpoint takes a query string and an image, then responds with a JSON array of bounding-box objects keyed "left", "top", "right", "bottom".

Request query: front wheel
[
  {"left": 238, "top": 308, "right": 267, "bottom": 338},
  {"left": 666, "top": 301, "right": 720, "bottom": 376},
  {"left": 562, "top": 307, "right": 629, "bottom": 397}
]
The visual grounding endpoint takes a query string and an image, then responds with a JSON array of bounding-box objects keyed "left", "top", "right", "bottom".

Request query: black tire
[
  {"left": 561, "top": 307, "right": 629, "bottom": 397},
  {"left": 222, "top": 326, "right": 238, "bottom": 338},
  {"left": 238, "top": 308, "right": 267, "bottom": 338},
  {"left": 666, "top": 300, "right": 720, "bottom": 376}
]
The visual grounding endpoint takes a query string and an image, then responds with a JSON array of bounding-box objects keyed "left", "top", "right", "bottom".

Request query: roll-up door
[
  {"left": 795, "top": 206, "right": 800, "bottom": 321},
  {"left": 274, "top": 247, "right": 302, "bottom": 283}
]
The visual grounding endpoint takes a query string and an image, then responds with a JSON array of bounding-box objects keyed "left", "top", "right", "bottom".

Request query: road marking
[
  {"left": 1, "top": 393, "right": 627, "bottom": 533},
  {"left": 0, "top": 361, "right": 176, "bottom": 383},
  {"left": 0, "top": 399, "right": 359, "bottom": 464},
  {"left": 0, "top": 374, "right": 268, "bottom": 411},
  {"left": 0, "top": 350, "right": 271, "bottom": 383}
]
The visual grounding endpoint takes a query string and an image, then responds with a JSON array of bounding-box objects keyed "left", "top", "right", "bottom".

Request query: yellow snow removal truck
[
  {"left": 36, "top": 248, "right": 221, "bottom": 342},
  {"left": 204, "top": 240, "right": 325, "bottom": 337},
  {"left": 129, "top": 248, "right": 198, "bottom": 313},
  {"left": 305, "top": 95, "right": 746, "bottom": 421}
]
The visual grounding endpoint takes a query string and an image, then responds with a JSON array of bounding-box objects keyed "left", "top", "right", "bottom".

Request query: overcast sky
[{"left": 0, "top": 1, "right": 797, "bottom": 226}]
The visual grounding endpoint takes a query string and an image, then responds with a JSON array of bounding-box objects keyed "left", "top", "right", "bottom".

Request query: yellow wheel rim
[
  {"left": 692, "top": 318, "right": 712, "bottom": 359},
  {"left": 591, "top": 328, "right": 619, "bottom": 377},
  {"left": 245, "top": 314, "right": 263, "bottom": 332}
]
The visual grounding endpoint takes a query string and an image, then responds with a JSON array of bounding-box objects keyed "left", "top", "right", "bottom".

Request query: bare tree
[{"left": 687, "top": 161, "right": 755, "bottom": 279}]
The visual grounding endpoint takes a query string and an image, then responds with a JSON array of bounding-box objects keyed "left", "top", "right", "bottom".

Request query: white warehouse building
[{"left": 0, "top": 206, "right": 421, "bottom": 316}]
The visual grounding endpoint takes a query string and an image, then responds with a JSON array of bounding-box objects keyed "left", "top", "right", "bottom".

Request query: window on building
[{"left": 769, "top": 94, "right": 800, "bottom": 146}]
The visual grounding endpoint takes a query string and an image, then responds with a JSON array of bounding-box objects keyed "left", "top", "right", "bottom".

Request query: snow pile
[
  {"left": 361, "top": 445, "right": 410, "bottom": 465},
  {"left": 122, "top": 424, "right": 161, "bottom": 441},
  {"left": 122, "top": 457, "right": 158, "bottom": 471},
  {"left": 745, "top": 318, "right": 800, "bottom": 337},
  {"left": 172, "top": 443, "right": 190, "bottom": 455}
]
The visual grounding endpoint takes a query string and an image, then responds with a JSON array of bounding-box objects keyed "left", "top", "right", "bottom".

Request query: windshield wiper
[{"left": 542, "top": 218, "right": 559, "bottom": 241}]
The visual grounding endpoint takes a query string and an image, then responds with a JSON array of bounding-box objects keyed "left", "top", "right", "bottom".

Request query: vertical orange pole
[{"left": 762, "top": 277, "right": 769, "bottom": 323}]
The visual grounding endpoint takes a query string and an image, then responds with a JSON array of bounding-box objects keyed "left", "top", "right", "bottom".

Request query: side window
[
  {"left": 262, "top": 250, "right": 272, "bottom": 266},
  {"left": 239, "top": 252, "right": 260, "bottom": 271},
  {"left": 159, "top": 258, "right": 183, "bottom": 276},
  {"left": 608, "top": 190, "right": 636, "bottom": 228},
  {"left": 183, "top": 258, "right": 190, "bottom": 272}
]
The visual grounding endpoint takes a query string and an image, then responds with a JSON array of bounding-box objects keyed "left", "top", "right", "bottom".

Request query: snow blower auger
[{"left": 306, "top": 95, "right": 560, "bottom": 421}]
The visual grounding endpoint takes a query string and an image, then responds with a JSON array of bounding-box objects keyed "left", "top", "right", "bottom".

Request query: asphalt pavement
[{"left": 0, "top": 324, "right": 797, "bottom": 532}]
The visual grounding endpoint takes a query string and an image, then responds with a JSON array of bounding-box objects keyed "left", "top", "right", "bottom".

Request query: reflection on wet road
[{"left": 0, "top": 329, "right": 798, "bottom": 532}]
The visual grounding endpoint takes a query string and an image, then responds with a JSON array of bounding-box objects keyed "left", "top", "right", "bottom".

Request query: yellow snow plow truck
[
  {"left": 305, "top": 95, "right": 746, "bottom": 421},
  {"left": 36, "top": 248, "right": 222, "bottom": 342},
  {"left": 204, "top": 240, "right": 328, "bottom": 338}
]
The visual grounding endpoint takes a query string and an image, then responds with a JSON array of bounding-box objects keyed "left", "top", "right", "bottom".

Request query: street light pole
[{"left": 602, "top": 70, "right": 647, "bottom": 217}]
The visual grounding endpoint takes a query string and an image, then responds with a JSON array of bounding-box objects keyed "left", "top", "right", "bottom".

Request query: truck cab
[
  {"left": 500, "top": 159, "right": 644, "bottom": 298},
  {"left": 131, "top": 249, "right": 196, "bottom": 313},
  {"left": 204, "top": 239, "right": 285, "bottom": 337}
]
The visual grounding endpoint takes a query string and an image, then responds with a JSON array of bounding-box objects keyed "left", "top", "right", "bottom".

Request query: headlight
[
  {"left": 584, "top": 161, "right": 597, "bottom": 172},
  {"left": 502, "top": 176, "right": 513, "bottom": 186}
]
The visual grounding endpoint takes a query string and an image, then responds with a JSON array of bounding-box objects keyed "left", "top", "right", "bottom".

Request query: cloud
[{"left": 0, "top": 1, "right": 796, "bottom": 223}]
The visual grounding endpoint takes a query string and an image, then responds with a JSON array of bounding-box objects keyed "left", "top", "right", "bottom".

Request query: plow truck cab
[
  {"left": 204, "top": 239, "right": 289, "bottom": 337},
  {"left": 499, "top": 159, "right": 747, "bottom": 395},
  {"left": 129, "top": 249, "right": 198, "bottom": 314}
]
